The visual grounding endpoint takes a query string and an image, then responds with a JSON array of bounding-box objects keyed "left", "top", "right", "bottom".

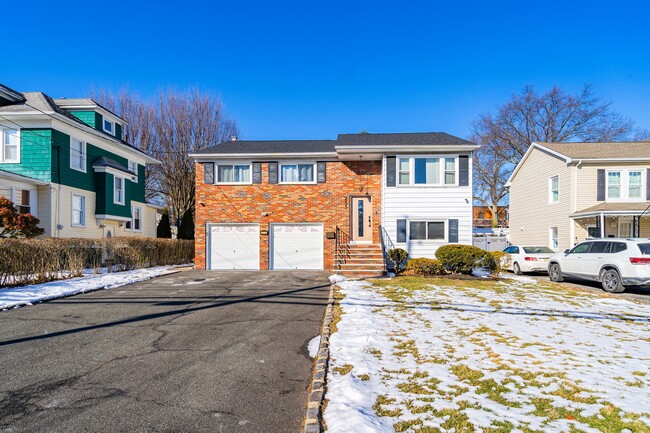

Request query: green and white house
[{"left": 0, "top": 83, "right": 161, "bottom": 238}]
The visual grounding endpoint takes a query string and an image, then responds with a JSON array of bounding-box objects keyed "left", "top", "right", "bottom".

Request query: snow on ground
[
  {"left": 324, "top": 275, "right": 650, "bottom": 432},
  {"left": 0, "top": 265, "right": 186, "bottom": 310},
  {"left": 309, "top": 335, "right": 322, "bottom": 358}
]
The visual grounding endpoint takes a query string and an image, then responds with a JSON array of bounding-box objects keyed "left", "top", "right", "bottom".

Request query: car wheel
[
  {"left": 513, "top": 262, "right": 523, "bottom": 275},
  {"left": 548, "top": 263, "right": 564, "bottom": 282},
  {"left": 601, "top": 268, "right": 625, "bottom": 293}
]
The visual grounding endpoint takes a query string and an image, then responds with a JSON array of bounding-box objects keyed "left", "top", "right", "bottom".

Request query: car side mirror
[{"left": 563, "top": 249, "right": 570, "bottom": 255}]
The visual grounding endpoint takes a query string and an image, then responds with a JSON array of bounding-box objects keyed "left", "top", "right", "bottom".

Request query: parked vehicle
[
  {"left": 502, "top": 246, "right": 555, "bottom": 275},
  {"left": 547, "top": 238, "right": 650, "bottom": 293}
]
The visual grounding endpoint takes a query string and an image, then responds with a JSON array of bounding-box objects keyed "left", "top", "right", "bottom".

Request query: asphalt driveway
[
  {"left": 0, "top": 270, "right": 331, "bottom": 433},
  {"left": 528, "top": 273, "right": 650, "bottom": 305}
]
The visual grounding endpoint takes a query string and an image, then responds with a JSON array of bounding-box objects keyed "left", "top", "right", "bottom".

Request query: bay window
[{"left": 114, "top": 176, "right": 125, "bottom": 205}]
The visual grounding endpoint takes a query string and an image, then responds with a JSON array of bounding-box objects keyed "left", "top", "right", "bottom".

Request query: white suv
[{"left": 548, "top": 238, "right": 650, "bottom": 293}]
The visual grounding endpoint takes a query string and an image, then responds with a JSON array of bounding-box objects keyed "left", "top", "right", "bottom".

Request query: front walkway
[
  {"left": 324, "top": 275, "right": 650, "bottom": 432},
  {"left": 0, "top": 270, "right": 330, "bottom": 433}
]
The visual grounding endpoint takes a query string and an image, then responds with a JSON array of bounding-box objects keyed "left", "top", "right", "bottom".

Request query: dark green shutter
[
  {"left": 317, "top": 162, "right": 326, "bottom": 183},
  {"left": 268, "top": 162, "right": 278, "bottom": 184},
  {"left": 252, "top": 162, "right": 262, "bottom": 184},
  {"left": 646, "top": 169, "right": 650, "bottom": 201},
  {"left": 386, "top": 156, "right": 396, "bottom": 187},
  {"left": 204, "top": 162, "right": 214, "bottom": 184},
  {"left": 448, "top": 219, "right": 459, "bottom": 243},
  {"left": 459, "top": 155, "right": 469, "bottom": 186},
  {"left": 396, "top": 219, "right": 406, "bottom": 243},
  {"left": 597, "top": 169, "right": 605, "bottom": 201}
]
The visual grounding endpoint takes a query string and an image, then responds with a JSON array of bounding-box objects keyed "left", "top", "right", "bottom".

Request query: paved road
[
  {"left": 527, "top": 273, "right": 650, "bottom": 305},
  {"left": 0, "top": 270, "right": 331, "bottom": 433}
]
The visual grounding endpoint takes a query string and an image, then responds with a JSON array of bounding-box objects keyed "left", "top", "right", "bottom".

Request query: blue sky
[{"left": 6, "top": 0, "right": 650, "bottom": 140}]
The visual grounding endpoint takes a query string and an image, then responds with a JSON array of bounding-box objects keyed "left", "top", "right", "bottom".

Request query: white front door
[
  {"left": 271, "top": 224, "right": 324, "bottom": 270},
  {"left": 619, "top": 219, "right": 633, "bottom": 238},
  {"left": 208, "top": 224, "right": 260, "bottom": 270}
]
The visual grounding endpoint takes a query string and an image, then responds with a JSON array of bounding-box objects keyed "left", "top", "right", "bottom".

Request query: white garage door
[
  {"left": 271, "top": 224, "right": 324, "bottom": 270},
  {"left": 208, "top": 224, "right": 260, "bottom": 270}
]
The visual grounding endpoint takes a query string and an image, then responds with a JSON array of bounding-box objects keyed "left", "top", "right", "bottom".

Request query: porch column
[
  {"left": 634, "top": 216, "right": 640, "bottom": 238},
  {"left": 600, "top": 213, "right": 605, "bottom": 238}
]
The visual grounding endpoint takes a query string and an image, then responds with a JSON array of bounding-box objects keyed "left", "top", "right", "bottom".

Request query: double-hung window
[
  {"left": 606, "top": 170, "right": 643, "bottom": 201},
  {"left": 126, "top": 206, "right": 142, "bottom": 231},
  {"left": 398, "top": 158, "right": 410, "bottom": 185},
  {"left": 607, "top": 171, "right": 621, "bottom": 199},
  {"left": 72, "top": 194, "right": 86, "bottom": 226},
  {"left": 114, "top": 176, "right": 125, "bottom": 205},
  {"left": 409, "top": 221, "right": 445, "bottom": 241},
  {"left": 397, "top": 156, "right": 457, "bottom": 186},
  {"left": 70, "top": 138, "right": 86, "bottom": 172},
  {"left": 280, "top": 163, "right": 315, "bottom": 183},
  {"left": 549, "top": 175, "right": 559, "bottom": 203},
  {"left": 217, "top": 164, "right": 251, "bottom": 183},
  {"left": 628, "top": 171, "right": 642, "bottom": 199},
  {"left": 1, "top": 128, "right": 19, "bottom": 163},
  {"left": 103, "top": 118, "right": 115, "bottom": 135}
]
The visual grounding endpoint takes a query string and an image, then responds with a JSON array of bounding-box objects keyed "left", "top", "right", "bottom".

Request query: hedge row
[
  {"left": 388, "top": 244, "right": 504, "bottom": 278},
  {"left": 0, "top": 238, "right": 194, "bottom": 287}
]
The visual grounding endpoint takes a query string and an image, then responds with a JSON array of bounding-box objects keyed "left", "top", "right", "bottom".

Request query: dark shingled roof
[
  {"left": 196, "top": 132, "right": 475, "bottom": 154},
  {"left": 197, "top": 140, "right": 337, "bottom": 154},
  {"left": 92, "top": 156, "right": 135, "bottom": 174},
  {"left": 337, "top": 132, "right": 476, "bottom": 146}
]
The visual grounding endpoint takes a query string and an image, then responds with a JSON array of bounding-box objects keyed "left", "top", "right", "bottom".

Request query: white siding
[
  {"left": 508, "top": 147, "right": 573, "bottom": 250},
  {"left": 381, "top": 154, "right": 473, "bottom": 259}
]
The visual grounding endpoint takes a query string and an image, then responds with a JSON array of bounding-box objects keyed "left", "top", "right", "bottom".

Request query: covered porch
[{"left": 571, "top": 202, "right": 650, "bottom": 244}]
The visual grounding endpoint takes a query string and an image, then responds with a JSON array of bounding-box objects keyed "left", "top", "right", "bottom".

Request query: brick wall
[{"left": 194, "top": 160, "right": 382, "bottom": 270}]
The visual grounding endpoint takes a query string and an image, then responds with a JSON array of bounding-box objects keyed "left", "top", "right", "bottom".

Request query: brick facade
[{"left": 194, "top": 160, "right": 382, "bottom": 270}]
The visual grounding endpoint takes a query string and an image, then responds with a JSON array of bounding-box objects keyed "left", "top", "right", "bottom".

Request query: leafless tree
[
  {"left": 471, "top": 84, "right": 639, "bottom": 224},
  {"left": 152, "top": 88, "right": 239, "bottom": 225},
  {"left": 92, "top": 87, "right": 239, "bottom": 225},
  {"left": 472, "top": 140, "right": 511, "bottom": 228}
]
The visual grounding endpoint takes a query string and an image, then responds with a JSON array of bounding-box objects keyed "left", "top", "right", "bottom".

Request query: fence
[{"left": 472, "top": 235, "right": 509, "bottom": 252}]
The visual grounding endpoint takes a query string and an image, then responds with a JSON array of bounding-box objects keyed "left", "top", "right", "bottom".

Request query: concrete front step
[
  {"left": 338, "top": 258, "right": 384, "bottom": 263},
  {"left": 339, "top": 262, "right": 384, "bottom": 271}
]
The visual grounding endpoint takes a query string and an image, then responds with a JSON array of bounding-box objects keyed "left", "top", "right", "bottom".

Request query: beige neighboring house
[{"left": 507, "top": 142, "right": 650, "bottom": 252}]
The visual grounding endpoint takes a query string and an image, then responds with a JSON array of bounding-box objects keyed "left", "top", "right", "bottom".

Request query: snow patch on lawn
[
  {"left": 0, "top": 266, "right": 184, "bottom": 310},
  {"left": 324, "top": 277, "right": 650, "bottom": 432}
]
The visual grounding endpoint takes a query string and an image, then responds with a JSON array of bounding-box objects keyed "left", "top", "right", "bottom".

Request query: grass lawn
[{"left": 323, "top": 274, "right": 650, "bottom": 433}]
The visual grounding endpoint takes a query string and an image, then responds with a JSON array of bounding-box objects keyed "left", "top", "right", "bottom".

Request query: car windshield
[
  {"left": 638, "top": 243, "right": 650, "bottom": 255},
  {"left": 523, "top": 247, "right": 555, "bottom": 254}
]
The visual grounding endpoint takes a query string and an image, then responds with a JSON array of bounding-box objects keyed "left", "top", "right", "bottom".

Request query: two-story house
[
  {"left": 190, "top": 132, "right": 478, "bottom": 276},
  {"left": 0, "top": 83, "right": 160, "bottom": 238},
  {"left": 507, "top": 141, "right": 650, "bottom": 251}
]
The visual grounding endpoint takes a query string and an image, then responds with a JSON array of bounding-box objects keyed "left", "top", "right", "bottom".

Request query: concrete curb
[{"left": 303, "top": 283, "right": 335, "bottom": 433}]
